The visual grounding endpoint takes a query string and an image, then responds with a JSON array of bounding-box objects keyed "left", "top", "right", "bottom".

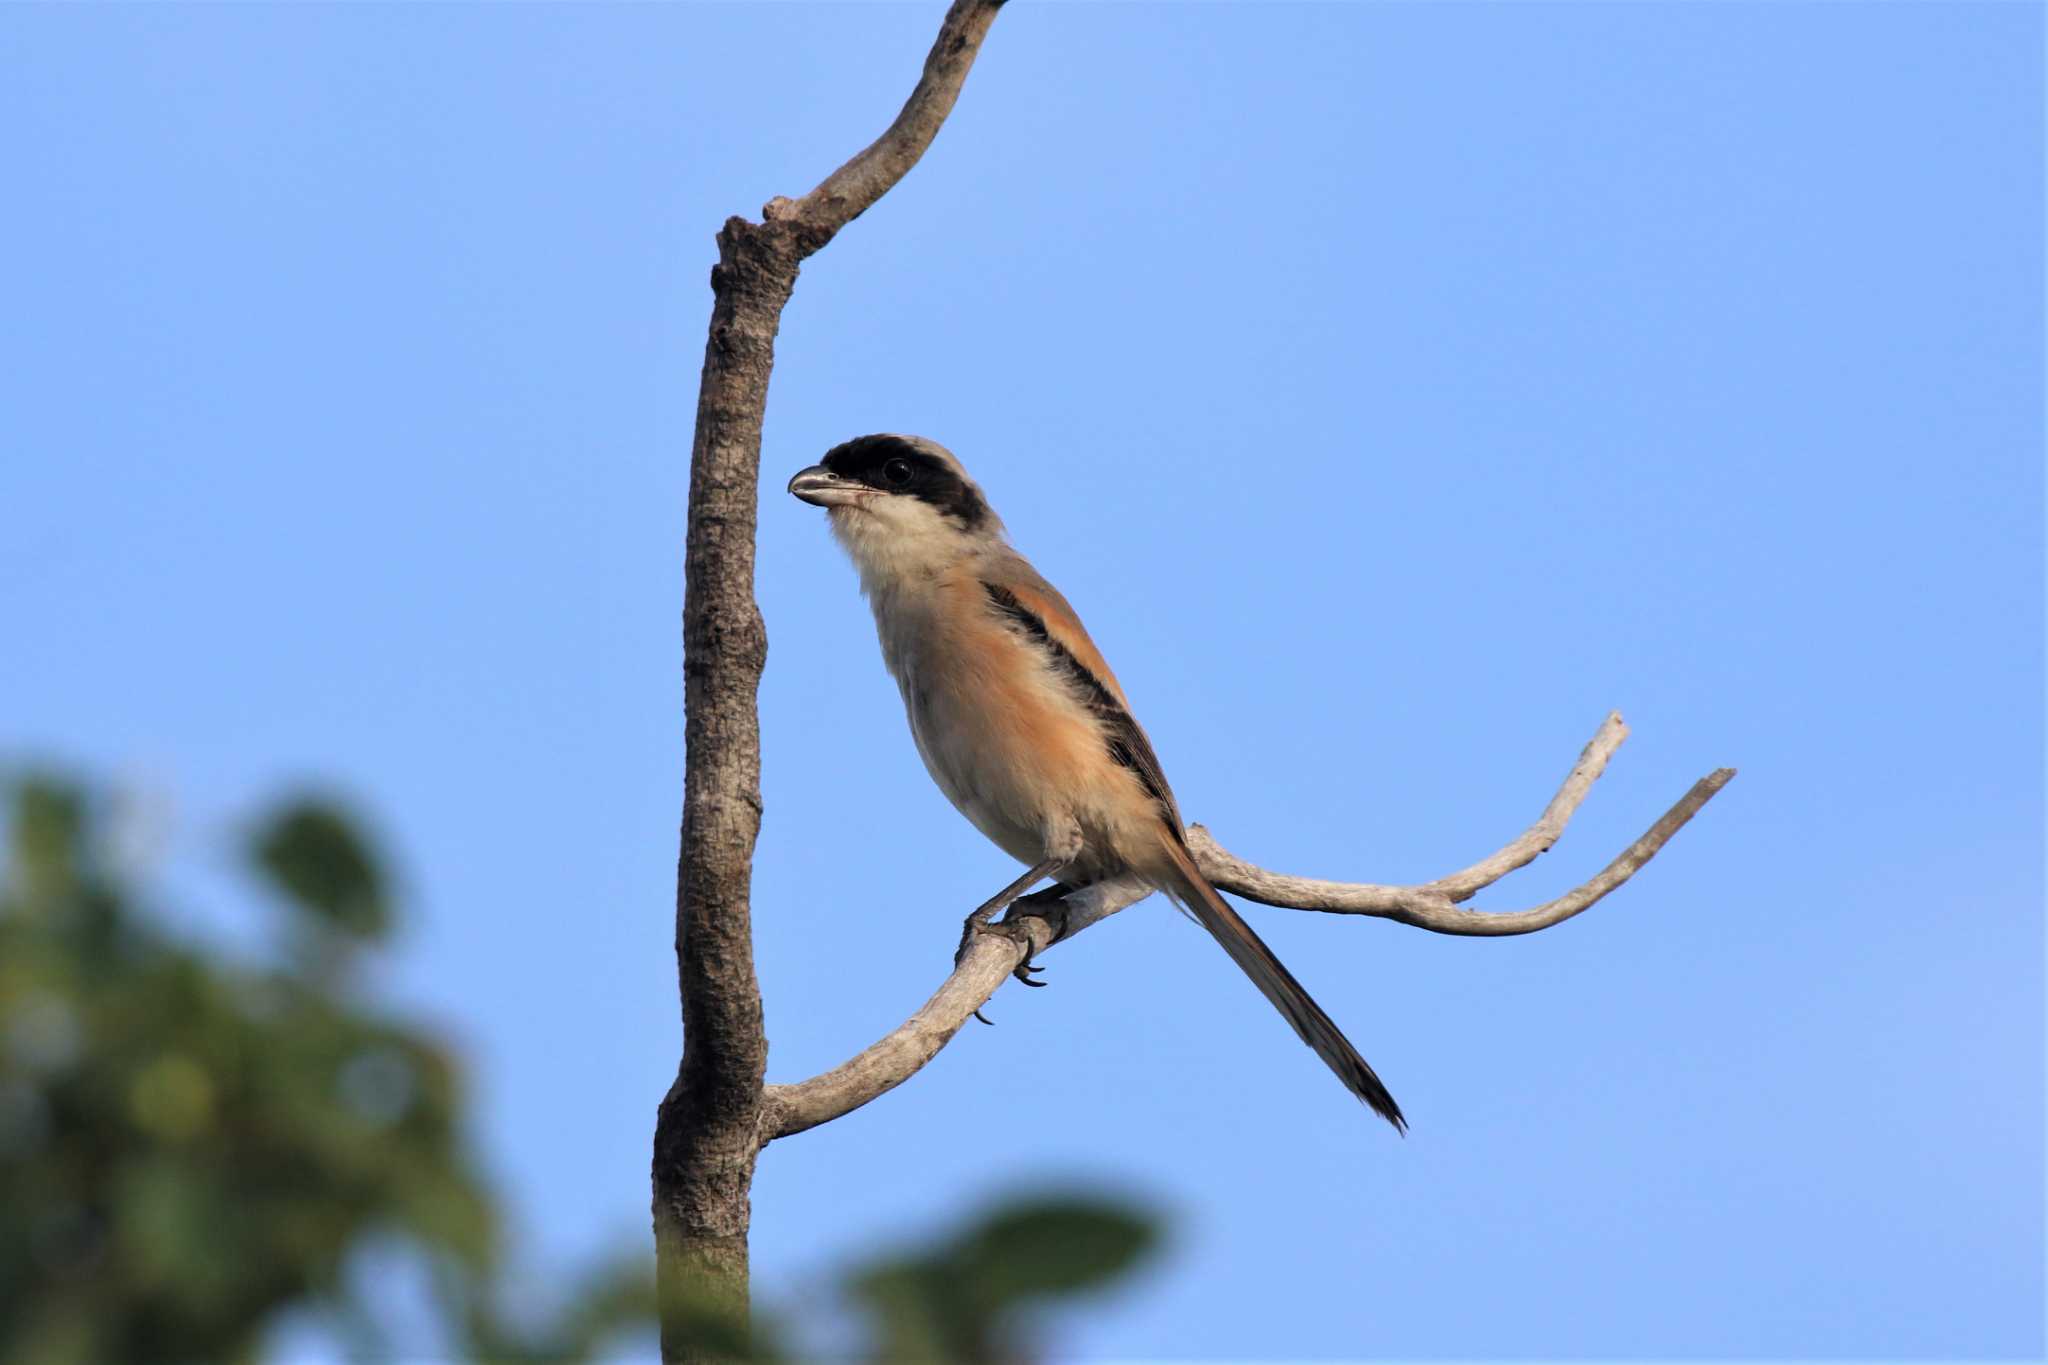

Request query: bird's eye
[{"left": 881, "top": 458, "right": 915, "bottom": 488}]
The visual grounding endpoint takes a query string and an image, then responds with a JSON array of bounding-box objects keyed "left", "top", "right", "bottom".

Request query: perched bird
[{"left": 788, "top": 434, "right": 1404, "bottom": 1130}]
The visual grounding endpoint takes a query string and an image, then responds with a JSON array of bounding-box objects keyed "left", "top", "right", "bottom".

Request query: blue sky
[{"left": 3, "top": 2, "right": 2041, "bottom": 1359}]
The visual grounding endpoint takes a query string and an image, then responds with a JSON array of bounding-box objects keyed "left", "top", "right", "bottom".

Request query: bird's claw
[
  {"left": 956, "top": 885, "right": 1074, "bottom": 1016},
  {"left": 955, "top": 909, "right": 1054, "bottom": 991},
  {"left": 953, "top": 909, "right": 999, "bottom": 970}
]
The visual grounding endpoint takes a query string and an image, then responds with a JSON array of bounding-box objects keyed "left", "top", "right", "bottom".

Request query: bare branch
[
  {"left": 1430, "top": 710, "right": 1630, "bottom": 901},
  {"left": 762, "top": 915, "right": 1055, "bottom": 1141},
  {"left": 1192, "top": 767, "right": 1736, "bottom": 937},
  {"left": 765, "top": 0, "right": 1008, "bottom": 243},
  {"left": 762, "top": 717, "right": 1734, "bottom": 1134}
]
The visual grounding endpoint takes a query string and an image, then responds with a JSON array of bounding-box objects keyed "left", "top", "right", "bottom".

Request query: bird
[{"left": 787, "top": 433, "right": 1405, "bottom": 1131}]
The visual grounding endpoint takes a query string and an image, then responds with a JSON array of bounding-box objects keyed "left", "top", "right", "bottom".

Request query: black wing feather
[{"left": 980, "top": 581, "right": 1185, "bottom": 840}]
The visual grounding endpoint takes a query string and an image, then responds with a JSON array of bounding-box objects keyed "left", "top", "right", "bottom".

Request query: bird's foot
[
  {"left": 1002, "top": 884, "right": 1073, "bottom": 985},
  {"left": 961, "top": 912, "right": 1031, "bottom": 1026},
  {"left": 954, "top": 884, "right": 1072, "bottom": 994},
  {"left": 953, "top": 860, "right": 1063, "bottom": 970},
  {"left": 953, "top": 910, "right": 1035, "bottom": 971}
]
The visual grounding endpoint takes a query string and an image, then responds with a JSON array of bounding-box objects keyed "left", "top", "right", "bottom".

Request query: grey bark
[{"left": 652, "top": 3, "right": 1009, "bottom": 1358}]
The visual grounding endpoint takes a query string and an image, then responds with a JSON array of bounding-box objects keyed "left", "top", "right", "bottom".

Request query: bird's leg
[
  {"left": 961, "top": 824, "right": 1085, "bottom": 1023},
  {"left": 956, "top": 858, "right": 1060, "bottom": 968},
  {"left": 965, "top": 880, "right": 1075, "bottom": 1023},
  {"left": 962, "top": 864, "right": 1061, "bottom": 1025}
]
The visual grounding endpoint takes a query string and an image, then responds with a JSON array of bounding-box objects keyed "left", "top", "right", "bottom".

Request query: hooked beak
[{"left": 787, "top": 464, "right": 862, "bottom": 508}]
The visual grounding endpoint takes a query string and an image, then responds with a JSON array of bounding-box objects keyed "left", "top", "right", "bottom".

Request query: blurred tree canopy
[
  {"left": 0, "top": 773, "right": 655, "bottom": 1362},
  {"left": 845, "top": 1196, "right": 1159, "bottom": 1364},
  {"left": 0, "top": 774, "right": 1163, "bottom": 1363}
]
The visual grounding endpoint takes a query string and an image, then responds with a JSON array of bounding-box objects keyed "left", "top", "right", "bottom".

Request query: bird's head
[{"left": 788, "top": 433, "right": 1004, "bottom": 582}]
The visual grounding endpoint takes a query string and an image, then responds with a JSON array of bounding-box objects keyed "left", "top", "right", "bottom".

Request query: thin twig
[
  {"left": 1194, "top": 769, "right": 1737, "bottom": 936},
  {"left": 765, "top": 0, "right": 1008, "bottom": 241},
  {"left": 1430, "top": 710, "right": 1630, "bottom": 901}
]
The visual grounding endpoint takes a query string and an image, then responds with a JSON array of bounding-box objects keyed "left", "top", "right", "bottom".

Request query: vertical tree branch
[
  {"left": 652, "top": 4, "right": 1008, "bottom": 1359},
  {"left": 652, "top": 221, "right": 794, "bottom": 1356}
]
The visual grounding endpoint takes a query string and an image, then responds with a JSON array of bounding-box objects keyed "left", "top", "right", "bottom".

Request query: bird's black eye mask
[{"left": 820, "top": 434, "right": 990, "bottom": 531}]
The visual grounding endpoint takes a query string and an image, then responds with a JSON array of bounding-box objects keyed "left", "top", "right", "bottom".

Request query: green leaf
[
  {"left": 956, "top": 1196, "right": 1161, "bottom": 1303},
  {"left": 846, "top": 1196, "right": 1164, "bottom": 1363},
  {"left": 845, "top": 1259, "right": 958, "bottom": 1363},
  {"left": 249, "top": 800, "right": 389, "bottom": 941}
]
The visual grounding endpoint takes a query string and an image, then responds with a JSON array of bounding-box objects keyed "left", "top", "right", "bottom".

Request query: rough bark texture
[
  {"left": 652, "top": 218, "right": 797, "bottom": 1352},
  {"left": 652, "top": 4, "right": 1008, "bottom": 1359}
]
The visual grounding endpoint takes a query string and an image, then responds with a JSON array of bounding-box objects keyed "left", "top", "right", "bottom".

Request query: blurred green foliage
[
  {"left": 845, "top": 1197, "right": 1160, "bottom": 1364},
  {"left": 0, "top": 775, "right": 650, "bottom": 1363},
  {"left": 0, "top": 774, "right": 1163, "bottom": 1363}
]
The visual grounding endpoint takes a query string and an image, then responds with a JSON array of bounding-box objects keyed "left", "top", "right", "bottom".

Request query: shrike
[{"left": 789, "top": 433, "right": 1404, "bottom": 1130}]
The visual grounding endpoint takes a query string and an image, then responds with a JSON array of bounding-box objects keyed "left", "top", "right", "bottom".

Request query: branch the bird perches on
[{"left": 760, "top": 712, "right": 1734, "bottom": 1141}]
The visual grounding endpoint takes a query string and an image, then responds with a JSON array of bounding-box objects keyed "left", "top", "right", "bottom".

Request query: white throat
[{"left": 828, "top": 501, "right": 984, "bottom": 599}]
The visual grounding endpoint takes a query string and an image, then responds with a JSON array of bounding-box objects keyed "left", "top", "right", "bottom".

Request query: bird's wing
[
  {"left": 980, "top": 556, "right": 1129, "bottom": 705},
  {"left": 977, "top": 556, "right": 1184, "bottom": 835}
]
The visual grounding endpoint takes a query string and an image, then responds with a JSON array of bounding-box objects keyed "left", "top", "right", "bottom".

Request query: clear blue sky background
[{"left": 4, "top": 3, "right": 2041, "bottom": 1359}]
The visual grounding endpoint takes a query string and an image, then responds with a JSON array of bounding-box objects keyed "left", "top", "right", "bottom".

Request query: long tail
[{"left": 1159, "top": 837, "right": 1406, "bottom": 1132}]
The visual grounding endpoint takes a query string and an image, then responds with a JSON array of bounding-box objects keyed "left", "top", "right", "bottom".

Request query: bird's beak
[{"left": 787, "top": 465, "right": 861, "bottom": 508}]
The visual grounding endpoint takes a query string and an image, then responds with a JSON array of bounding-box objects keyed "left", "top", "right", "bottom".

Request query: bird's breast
[{"left": 869, "top": 574, "right": 1122, "bottom": 869}]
